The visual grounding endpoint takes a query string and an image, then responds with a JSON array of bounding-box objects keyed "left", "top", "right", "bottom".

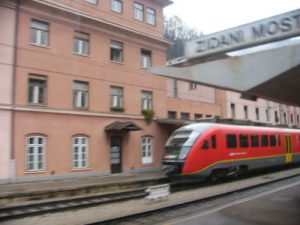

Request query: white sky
[{"left": 163, "top": 0, "right": 300, "bottom": 35}]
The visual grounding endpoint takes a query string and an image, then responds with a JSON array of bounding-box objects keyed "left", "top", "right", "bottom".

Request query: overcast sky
[{"left": 164, "top": 0, "right": 300, "bottom": 35}]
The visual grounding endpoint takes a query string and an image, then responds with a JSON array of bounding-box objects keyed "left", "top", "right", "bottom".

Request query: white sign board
[{"left": 185, "top": 9, "right": 300, "bottom": 59}]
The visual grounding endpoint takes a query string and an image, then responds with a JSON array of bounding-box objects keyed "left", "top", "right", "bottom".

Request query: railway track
[
  {"left": 0, "top": 165, "right": 299, "bottom": 222},
  {"left": 87, "top": 172, "right": 300, "bottom": 225},
  {"left": 0, "top": 188, "right": 147, "bottom": 221}
]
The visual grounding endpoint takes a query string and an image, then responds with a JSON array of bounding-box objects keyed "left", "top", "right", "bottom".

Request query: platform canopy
[
  {"left": 149, "top": 9, "right": 300, "bottom": 106},
  {"left": 149, "top": 43, "right": 300, "bottom": 106},
  {"left": 105, "top": 121, "right": 142, "bottom": 132}
]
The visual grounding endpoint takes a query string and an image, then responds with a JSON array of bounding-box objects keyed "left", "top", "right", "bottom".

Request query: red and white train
[{"left": 162, "top": 123, "right": 300, "bottom": 179}]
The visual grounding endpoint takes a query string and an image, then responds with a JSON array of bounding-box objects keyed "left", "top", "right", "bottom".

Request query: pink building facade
[
  {"left": 1, "top": 0, "right": 177, "bottom": 183},
  {"left": 225, "top": 91, "right": 300, "bottom": 127},
  {"left": 1, "top": 0, "right": 299, "bottom": 184}
]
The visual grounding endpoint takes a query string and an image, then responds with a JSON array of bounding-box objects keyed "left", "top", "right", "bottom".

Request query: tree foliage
[{"left": 164, "top": 16, "right": 202, "bottom": 60}]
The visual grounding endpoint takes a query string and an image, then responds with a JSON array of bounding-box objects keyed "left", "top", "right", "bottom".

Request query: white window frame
[
  {"left": 141, "top": 91, "right": 153, "bottom": 110},
  {"left": 189, "top": 81, "right": 197, "bottom": 90},
  {"left": 111, "top": 0, "right": 123, "bottom": 13},
  {"left": 146, "top": 8, "right": 156, "bottom": 25},
  {"left": 73, "top": 81, "right": 89, "bottom": 109},
  {"left": 74, "top": 31, "right": 90, "bottom": 55},
  {"left": 31, "top": 19, "right": 49, "bottom": 46},
  {"left": 230, "top": 103, "right": 236, "bottom": 118},
  {"left": 255, "top": 107, "right": 260, "bottom": 120},
  {"left": 134, "top": 2, "right": 144, "bottom": 21},
  {"left": 28, "top": 75, "right": 47, "bottom": 105},
  {"left": 141, "top": 136, "right": 153, "bottom": 164},
  {"left": 86, "top": 0, "right": 98, "bottom": 4},
  {"left": 111, "top": 86, "right": 124, "bottom": 108},
  {"left": 26, "top": 136, "right": 46, "bottom": 171},
  {"left": 141, "top": 49, "right": 152, "bottom": 68},
  {"left": 72, "top": 136, "right": 89, "bottom": 169},
  {"left": 110, "top": 41, "right": 123, "bottom": 62}
]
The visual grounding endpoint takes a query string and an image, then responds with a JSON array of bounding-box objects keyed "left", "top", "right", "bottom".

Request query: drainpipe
[{"left": 10, "top": 0, "right": 20, "bottom": 181}]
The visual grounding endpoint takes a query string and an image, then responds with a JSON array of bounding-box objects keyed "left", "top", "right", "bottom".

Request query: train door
[{"left": 285, "top": 135, "right": 292, "bottom": 163}]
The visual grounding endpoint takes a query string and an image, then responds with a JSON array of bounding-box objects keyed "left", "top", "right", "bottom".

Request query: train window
[
  {"left": 239, "top": 134, "right": 249, "bottom": 148},
  {"left": 211, "top": 135, "right": 217, "bottom": 149},
  {"left": 261, "top": 135, "right": 269, "bottom": 147},
  {"left": 201, "top": 140, "right": 210, "bottom": 150},
  {"left": 277, "top": 135, "right": 281, "bottom": 146},
  {"left": 226, "top": 134, "right": 237, "bottom": 148},
  {"left": 251, "top": 135, "right": 259, "bottom": 147},
  {"left": 270, "top": 135, "right": 276, "bottom": 147}
]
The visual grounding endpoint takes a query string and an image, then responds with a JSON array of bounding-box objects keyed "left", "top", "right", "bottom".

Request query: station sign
[{"left": 185, "top": 9, "right": 300, "bottom": 59}]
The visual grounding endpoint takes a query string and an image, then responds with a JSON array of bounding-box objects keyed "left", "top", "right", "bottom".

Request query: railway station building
[{"left": 0, "top": 0, "right": 299, "bottom": 184}]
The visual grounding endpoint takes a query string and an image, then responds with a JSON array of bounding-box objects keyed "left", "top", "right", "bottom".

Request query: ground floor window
[
  {"left": 141, "top": 136, "right": 153, "bottom": 164},
  {"left": 26, "top": 136, "right": 46, "bottom": 171},
  {"left": 73, "top": 136, "right": 89, "bottom": 169}
]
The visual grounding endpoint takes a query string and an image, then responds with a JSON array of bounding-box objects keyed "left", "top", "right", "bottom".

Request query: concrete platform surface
[
  {"left": 1, "top": 167, "right": 300, "bottom": 225},
  {"left": 0, "top": 171, "right": 166, "bottom": 197},
  {"left": 166, "top": 182, "right": 300, "bottom": 225}
]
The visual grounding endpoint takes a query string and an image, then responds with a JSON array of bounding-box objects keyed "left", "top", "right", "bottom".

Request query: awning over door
[{"left": 105, "top": 121, "right": 142, "bottom": 132}]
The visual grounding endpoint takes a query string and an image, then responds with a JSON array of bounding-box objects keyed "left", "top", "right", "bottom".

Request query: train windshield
[{"left": 165, "top": 129, "right": 201, "bottom": 159}]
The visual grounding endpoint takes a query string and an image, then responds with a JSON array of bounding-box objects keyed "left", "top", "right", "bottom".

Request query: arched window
[
  {"left": 72, "top": 136, "right": 89, "bottom": 169},
  {"left": 26, "top": 135, "right": 46, "bottom": 171},
  {"left": 141, "top": 136, "right": 153, "bottom": 164}
]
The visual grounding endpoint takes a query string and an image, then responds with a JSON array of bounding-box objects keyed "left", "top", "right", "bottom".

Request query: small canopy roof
[{"left": 105, "top": 121, "right": 142, "bottom": 132}]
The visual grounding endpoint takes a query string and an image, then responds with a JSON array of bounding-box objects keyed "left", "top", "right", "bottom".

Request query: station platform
[
  {"left": 0, "top": 171, "right": 167, "bottom": 207},
  {"left": 1, "top": 167, "right": 300, "bottom": 225}
]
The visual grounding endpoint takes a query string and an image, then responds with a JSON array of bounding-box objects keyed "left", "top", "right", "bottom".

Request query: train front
[{"left": 162, "top": 123, "right": 211, "bottom": 177}]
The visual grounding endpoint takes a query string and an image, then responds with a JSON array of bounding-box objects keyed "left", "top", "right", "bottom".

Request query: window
[
  {"left": 261, "top": 135, "right": 269, "bottom": 147},
  {"left": 226, "top": 134, "right": 237, "bottom": 148},
  {"left": 31, "top": 19, "right": 49, "bottom": 46},
  {"left": 270, "top": 135, "right": 277, "bottom": 147},
  {"left": 111, "top": 86, "right": 124, "bottom": 110},
  {"left": 181, "top": 112, "right": 190, "bottom": 121},
  {"left": 141, "top": 91, "right": 153, "bottom": 110},
  {"left": 297, "top": 114, "right": 300, "bottom": 125},
  {"left": 291, "top": 114, "right": 294, "bottom": 124},
  {"left": 251, "top": 135, "right": 259, "bottom": 147},
  {"left": 73, "top": 136, "right": 89, "bottom": 169},
  {"left": 73, "top": 81, "right": 88, "bottom": 109},
  {"left": 239, "top": 134, "right": 249, "bottom": 148},
  {"left": 28, "top": 75, "right": 47, "bottom": 105},
  {"left": 244, "top": 105, "right": 248, "bottom": 119},
  {"left": 110, "top": 41, "right": 123, "bottom": 62},
  {"left": 74, "top": 31, "right": 89, "bottom": 55},
  {"left": 111, "top": 0, "right": 123, "bottom": 13},
  {"left": 255, "top": 108, "right": 260, "bottom": 120},
  {"left": 211, "top": 135, "right": 217, "bottom": 149},
  {"left": 189, "top": 82, "right": 197, "bottom": 90},
  {"left": 284, "top": 113, "right": 287, "bottom": 124},
  {"left": 194, "top": 114, "right": 203, "bottom": 120},
  {"left": 230, "top": 103, "right": 235, "bottom": 118},
  {"left": 173, "top": 79, "right": 178, "bottom": 98},
  {"left": 86, "top": 0, "right": 98, "bottom": 4},
  {"left": 141, "top": 49, "right": 152, "bottom": 68},
  {"left": 266, "top": 108, "right": 271, "bottom": 122},
  {"left": 146, "top": 8, "right": 156, "bottom": 25},
  {"left": 27, "top": 136, "right": 46, "bottom": 171},
  {"left": 141, "top": 136, "right": 153, "bottom": 164},
  {"left": 201, "top": 140, "right": 210, "bottom": 150},
  {"left": 276, "top": 135, "right": 281, "bottom": 146},
  {"left": 134, "top": 2, "right": 144, "bottom": 21},
  {"left": 275, "top": 111, "right": 279, "bottom": 123},
  {"left": 168, "top": 111, "right": 177, "bottom": 119}
]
